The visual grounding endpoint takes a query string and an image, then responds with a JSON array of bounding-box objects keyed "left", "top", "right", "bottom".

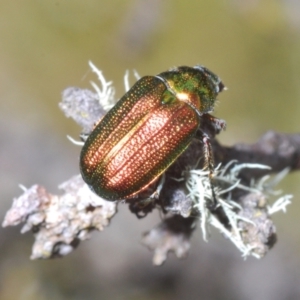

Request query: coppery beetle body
[{"left": 80, "top": 66, "right": 225, "bottom": 200}]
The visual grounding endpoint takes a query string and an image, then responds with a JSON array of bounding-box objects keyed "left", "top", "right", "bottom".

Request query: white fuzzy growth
[
  {"left": 89, "top": 62, "right": 141, "bottom": 111},
  {"left": 124, "top": 69, "right": 141, "bottom": 92},
  {"left": 185, "top": 161, "right": 292, "bottom": 258},
  {"left": 89, "top": 61, "right": 116, "bottom": 111},
  {"left": 268, "top": 195, "right": 292, "bottom": 214},
  {"left": 66, "top": 135, "right": 84, "bottom": 146}
]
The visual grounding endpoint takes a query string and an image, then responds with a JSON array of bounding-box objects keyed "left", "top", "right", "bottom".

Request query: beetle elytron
[{"left": 80, "top": 65, "right": 226, "bottom": 201}]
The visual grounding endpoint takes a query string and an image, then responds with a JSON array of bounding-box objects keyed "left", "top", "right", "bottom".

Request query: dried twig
[{"left": 3, "top": 63, "right": 298, "bottom": 265}]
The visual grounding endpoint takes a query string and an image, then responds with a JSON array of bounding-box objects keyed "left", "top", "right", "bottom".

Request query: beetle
[{"left": 80, "top": 65, "right": 226, "bottom": 201}]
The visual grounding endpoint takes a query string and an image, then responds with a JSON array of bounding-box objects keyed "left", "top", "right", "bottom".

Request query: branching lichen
[
  {"left": 3, "top": 176, "right": 117, "bottom": 259},
  {"left": 3, "top": 63, "right": 299, "bottom": 265}
]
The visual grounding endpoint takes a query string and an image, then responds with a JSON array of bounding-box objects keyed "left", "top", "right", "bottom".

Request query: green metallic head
[{"left": 156, "top": 65, "right": 225, "bottom": 114}]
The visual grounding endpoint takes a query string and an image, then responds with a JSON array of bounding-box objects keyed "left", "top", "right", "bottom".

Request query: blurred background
[{"left": 1, "top": 0, "right": 300, "bottom": 299}]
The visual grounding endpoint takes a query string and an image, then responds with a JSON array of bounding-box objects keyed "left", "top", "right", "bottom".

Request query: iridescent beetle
[{"left": 80, "top": 66, "right": 226, "bottom": 201}]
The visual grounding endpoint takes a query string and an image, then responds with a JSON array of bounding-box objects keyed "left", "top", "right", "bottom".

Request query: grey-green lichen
[{"left": 3, "top": 62, "right": 298, "bottom": 265}]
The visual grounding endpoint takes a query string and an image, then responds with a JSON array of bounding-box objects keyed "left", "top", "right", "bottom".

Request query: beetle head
[{"left": 156, "top": 66, "right": 225, "bottom": 114}]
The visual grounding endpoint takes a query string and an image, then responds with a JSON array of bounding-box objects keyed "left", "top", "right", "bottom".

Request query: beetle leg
[
  {"left": 128, "top": 198, "right": 155, "bottom": 218},
  {"left": 202, "top": 114, "right": 226, "bottom": 134},
  {"left": 149, "top": 173, "right": 166, "bottom": 199},
  {"left": 201, "top": 133, "right": 218, "bottom": 209},
  {"left": 128, "top": 174, "right": 165, "bottom": 218}
]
